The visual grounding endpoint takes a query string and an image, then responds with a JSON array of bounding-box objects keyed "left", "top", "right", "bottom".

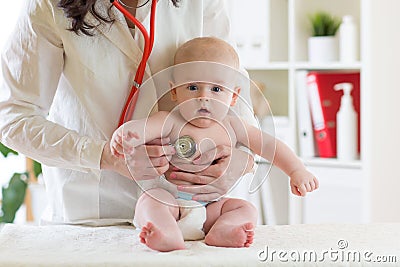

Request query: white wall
[
  {"left": 365, "top": 0, "right": 400, "bottom": 222},
  {"left": 0, "top": 0, "right": 23, "bottom": 50},
  {"left": 0, "top": 0, "right": 25, "bottom": 194}
]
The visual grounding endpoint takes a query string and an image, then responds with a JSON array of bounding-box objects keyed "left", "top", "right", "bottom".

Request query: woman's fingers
[
  {"left": 196, "top": 162, "right": 229, "bottom": 178},
  {"left": 146, "top": 137, "right": 171, "bottom": 146},
  {"left": 126, "top": 158, "right": 167, "bottom": 177},
  {"left": 124, "top": 142, "right": 175, "bottom": 178},
  {"left": 145, "top": 144, "right": 175, "bottom": 157},
  {"left": 168, "top": 171, "right": 215, "bottom": 185},
  {"left": 171, "top": 161, "right": 210, "bottom": 173},
  {"left": 176, "top": 184, "right": 223, "bottom": 202},
  {"left": 192, "top": 145, "right": 231, "bottom": 165},
  {"left": 190, "top": 192, "right": 222, "bottom": 203},
  {"left": 171, "top": 147, "right": 253, "bottom": 202},
  {"left": 150, "top": 156, "right": 169, "bottom": 168}
]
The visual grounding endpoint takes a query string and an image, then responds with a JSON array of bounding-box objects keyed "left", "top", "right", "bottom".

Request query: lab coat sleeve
[{"left": 0, "top": 0, "right": 105, "bottom": 171}]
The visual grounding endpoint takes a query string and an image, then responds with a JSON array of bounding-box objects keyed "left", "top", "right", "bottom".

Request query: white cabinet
[
  {"left": 302, "top": 165, "right": 363, "bottom": 224},
  {"left": 228, "top": 0, "right": 366, "bottom": 224}
]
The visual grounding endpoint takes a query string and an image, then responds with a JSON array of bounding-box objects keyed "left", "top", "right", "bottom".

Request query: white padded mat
[{"left": 1, "top": 223, "right": 400, "bottom": 266}]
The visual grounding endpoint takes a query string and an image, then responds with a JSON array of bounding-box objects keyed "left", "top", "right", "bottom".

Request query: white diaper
[
  {"left": 134, "top": 176, "right": 206, "bottom": 241},
  {"left": 176, "top": 199, "right": 206, "bottom": 241}
]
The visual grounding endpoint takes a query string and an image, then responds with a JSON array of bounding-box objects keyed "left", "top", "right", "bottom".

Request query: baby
[{"left": 111, "top": 37, "right": 318, "bottom": 252}]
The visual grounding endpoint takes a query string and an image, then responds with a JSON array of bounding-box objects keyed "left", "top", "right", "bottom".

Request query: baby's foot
[
  {"left": 205, "top": 222, "right": 254, "bottom": 248},
  {"left": 139, "top": 222, "right": 185, "bottom": 252}
]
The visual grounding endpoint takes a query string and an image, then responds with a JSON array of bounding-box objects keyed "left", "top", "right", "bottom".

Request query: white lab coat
[{"left": 0, "top": 0, "right": 254, "bottom": 225}]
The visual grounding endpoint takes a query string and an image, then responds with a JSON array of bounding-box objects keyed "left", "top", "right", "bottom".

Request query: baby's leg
[
  {"left": 134, "top": 188, "right": 184, "bottom": 252},
  {"left": 204, "top": 198, "right": 257, "bottom": 248}
]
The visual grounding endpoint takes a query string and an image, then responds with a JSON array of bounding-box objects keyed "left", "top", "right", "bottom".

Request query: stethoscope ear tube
[{"left": 111, "top": 0, "right": 157, "bottom": 127}]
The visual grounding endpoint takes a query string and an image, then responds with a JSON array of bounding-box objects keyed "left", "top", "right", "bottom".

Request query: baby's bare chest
[{"left": 170, "top": 121, "right": 236, "bottom": 161}]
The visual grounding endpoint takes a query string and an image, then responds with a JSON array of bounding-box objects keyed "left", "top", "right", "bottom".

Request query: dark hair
[{"left": 58, "top": 0, "right": 180, "bottom": 36}]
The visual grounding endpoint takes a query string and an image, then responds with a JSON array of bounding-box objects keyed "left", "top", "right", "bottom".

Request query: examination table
[{"left": 0, "top": 223, "right": 399, "bottom": 266}]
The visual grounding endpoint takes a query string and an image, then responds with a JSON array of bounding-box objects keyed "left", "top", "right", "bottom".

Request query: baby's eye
[
  {"left": 211, "top": 86, "right": 222, "bottom": 92},
  {"left": 187, "top": 84, "right": 198, "bottom": 91}
]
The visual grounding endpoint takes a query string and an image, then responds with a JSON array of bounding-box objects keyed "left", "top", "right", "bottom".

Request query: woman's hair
[{"left": 58, "top": 0, "right": 180, "bottom": 36}]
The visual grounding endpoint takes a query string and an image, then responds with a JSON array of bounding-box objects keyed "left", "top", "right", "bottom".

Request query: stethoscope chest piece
[{"left": 174, "top": 135, "right": 197, "bottom": 159}]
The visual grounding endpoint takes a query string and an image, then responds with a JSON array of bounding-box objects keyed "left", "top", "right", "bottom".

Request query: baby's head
[
  {"left": 173, "top": 37, "right": 240, "bottom": 68},
  {"left": 170, "top": 37, "right": 241, "bottom": 128}
]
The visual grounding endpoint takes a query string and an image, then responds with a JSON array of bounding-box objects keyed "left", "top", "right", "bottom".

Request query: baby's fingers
[
  {"left": 112, "top": 148, "right": 124, "bottom": 158},
  {"left": 290, "top": 184, "right": 302, "bottom": 196},
  {"left": 124, "top": 131, "right": 139, "bottom": 141},
  {"left": 305, "top": 182, "right": 312, "bottom": 192},
  {"left": 291, "top": 183, "right": 307, "bottom": 196},
  {"left": 298, "top": 184, "right": 307, "bottom": 196},
  {"left": 110, "top": 140, "right": 125, "bottom": 158},
  {"left": 314, "top": 177, "right": 320, "bottom": 189},
  {"left": 307, "top": 177, "right": 319, "bottom": 192},
  {"left": 309, "top": 179, "right": 317, "bottom": 191}
]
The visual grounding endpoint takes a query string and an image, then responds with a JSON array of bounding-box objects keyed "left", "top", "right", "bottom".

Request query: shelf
[
  {"left": 246, "top": 62, "right": 362, "bottom": 71},
  {"left": 302, "top": 157, "right": 362, "bottom": 169},
  {"left": 256, "top": 157, "right": 362, "bottom": 169},
  {"left": 229, "top": 0, "right": 365, "bottom": 225},
  {"left": 245, "top": 62, "right": 289, "bottom": 71},
  {"left": 294, "top": 61, "right": 362, "bottom": 70}
]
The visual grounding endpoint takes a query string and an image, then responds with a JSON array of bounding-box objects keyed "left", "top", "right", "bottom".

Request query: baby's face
[{"left": 171, "top": 82, "right": 238, "bottom": 128}]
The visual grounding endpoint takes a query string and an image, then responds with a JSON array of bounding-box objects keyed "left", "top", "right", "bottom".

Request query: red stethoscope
[{"left": 110, "top": 0, "right": 157, "bottom": 127}]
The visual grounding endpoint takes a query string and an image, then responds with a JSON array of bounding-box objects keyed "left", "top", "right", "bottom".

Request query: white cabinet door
[{"left": 302, "top": 166, "right": 364, "bottom": 224}]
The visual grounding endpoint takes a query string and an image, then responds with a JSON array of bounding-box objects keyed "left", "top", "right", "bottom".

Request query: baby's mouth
[{"left": 197, "top": 108, "right": 211, "bottom": 115}]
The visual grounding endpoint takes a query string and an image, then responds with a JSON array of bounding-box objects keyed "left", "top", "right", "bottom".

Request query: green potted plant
[
  {"left": 308, "top": 11, "right": 341, "bottom": 62},
  {"left": 0, "top": 143, "right": 42, "bottom": 223}
]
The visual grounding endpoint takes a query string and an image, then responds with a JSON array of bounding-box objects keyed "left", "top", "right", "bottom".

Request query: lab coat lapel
[
  {"left": 100, "top": 19, "right": 142, "bottom": 65},
  {"left": 86, "top": 0, "right": 143, "bottom": 66}
]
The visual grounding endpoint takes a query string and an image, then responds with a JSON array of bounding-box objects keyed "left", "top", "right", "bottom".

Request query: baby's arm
[
  {"left": 110, "top": 111, "right": 173, "bottom": 157},
  {"left": 230, "top": 116, "right": 318, "bottom": 196}
]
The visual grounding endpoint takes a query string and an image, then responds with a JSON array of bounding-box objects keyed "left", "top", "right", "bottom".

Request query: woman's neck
[
  {"left": 122, "top": 0, "right": 139, "bottom": 8},
  {"left": 121, "top": 0, "right": 139, "bottom": 27}
]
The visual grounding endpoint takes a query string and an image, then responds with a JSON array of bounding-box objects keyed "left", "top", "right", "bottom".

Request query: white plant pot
[
  {"left": 28, "top": 183, "right": 47, "bottom": 224},
  {"left": 308, "top": 36, "right": 338, "bottom": 63}
]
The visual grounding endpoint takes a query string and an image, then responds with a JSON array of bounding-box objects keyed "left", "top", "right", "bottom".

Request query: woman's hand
[
  {"left": 289, "top": 169, "right": 319, "bottom": 196},
  {"left": 168, "top": 145, "right": 254, "bottom": 202},
  {"left": 101, "top": 138, "right": 175, "bottom": 180}
]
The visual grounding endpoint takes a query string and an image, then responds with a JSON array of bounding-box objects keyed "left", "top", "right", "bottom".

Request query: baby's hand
[
  {"left": 289, "top": 169, "right": 319, "bottom": 196},
  {"left": 110, "top": 126, "right": 139, "bottom": 158}
]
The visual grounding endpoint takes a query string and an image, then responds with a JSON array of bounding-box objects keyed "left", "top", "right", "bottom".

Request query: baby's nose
[{"left": 197, "top": 97, "right": 209, "bottom": 102}]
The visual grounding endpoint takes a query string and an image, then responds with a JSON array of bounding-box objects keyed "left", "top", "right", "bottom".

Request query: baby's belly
[
  {"left": 172, "top": 128, "right": 233, "bottom": 160},
  {"left": 165, "top": 121, "right": 235, "bottom": 185}
]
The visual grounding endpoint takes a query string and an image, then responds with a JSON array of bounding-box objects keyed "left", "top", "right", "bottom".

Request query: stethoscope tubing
[{"left": 111, "top": 0, "right": 157, "bottom": 126}]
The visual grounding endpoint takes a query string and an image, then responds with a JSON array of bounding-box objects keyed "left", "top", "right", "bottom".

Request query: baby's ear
[
  {"left": 169, "top": 81, "right": 177, "bottom": 101},
  {"left": 230, "top": 87, "right": 241, "bottom": 106}
]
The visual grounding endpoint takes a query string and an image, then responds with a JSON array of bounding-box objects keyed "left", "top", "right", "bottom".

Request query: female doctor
[{"left": 0, "top": 0, "right": 255, "bottom": 225}]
